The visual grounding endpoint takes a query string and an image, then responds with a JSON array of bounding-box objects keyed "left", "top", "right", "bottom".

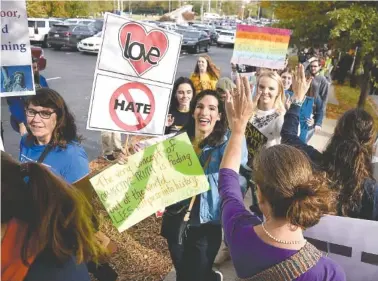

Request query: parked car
[
  {"left": 47, "top": 24, "right": 96, "bottom": 50},
  {"left": 176, "top": 30, "right": 211, "bottom": 54},
  {"left": 77, "top": 32, "right": 102, "bottom": 54},
  {"left": 217, "top": 30, "right": 236, "bottom": 47},
  {"left": 28, "top": 18, "right": 63, "bottom": 47},
  {"left": 191, "top": 24, "right": 218, "bottom": 44},
  {"left": 31, "top": 45, "right": 47, "bottom": 70},
  {"left": 88, "top": 19, "right": 104, "bottom": 33},
  {"left": 64, "top": 18, "right": 95, "bottom": 25}
]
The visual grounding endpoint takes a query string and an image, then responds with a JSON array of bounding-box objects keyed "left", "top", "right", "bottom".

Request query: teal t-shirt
[{"left": 19, "top": 135, "right": 89, "bottom": 184}]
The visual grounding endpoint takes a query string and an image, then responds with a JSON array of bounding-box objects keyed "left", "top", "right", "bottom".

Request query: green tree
[{"left": 328, "top": 2, "right": 378, "bottom": 107}]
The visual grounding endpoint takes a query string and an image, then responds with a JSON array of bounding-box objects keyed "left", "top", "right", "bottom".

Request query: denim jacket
[{"left": 191, "top": 130, "right": 249, "bottom": 225}]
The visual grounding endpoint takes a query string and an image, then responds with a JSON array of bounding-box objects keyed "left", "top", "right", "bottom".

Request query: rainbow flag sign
[{"left": 231, "top": 25, "right": 291, "bottom": 69}]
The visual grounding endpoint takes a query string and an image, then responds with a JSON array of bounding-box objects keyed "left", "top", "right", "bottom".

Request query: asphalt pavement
[{"left": 1, "top": 45, "right": 234, "bottom": 160}]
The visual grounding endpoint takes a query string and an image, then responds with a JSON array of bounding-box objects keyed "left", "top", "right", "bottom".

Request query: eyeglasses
[
  {"left": 25, "top": 109, "right": 55, "bottom": 119},
  {"left": 310, "top": 65, "right": 319, "bottom": 68}
]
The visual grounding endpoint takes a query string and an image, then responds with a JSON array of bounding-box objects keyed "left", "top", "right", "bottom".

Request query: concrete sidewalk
[{"left": 163, "top": 99, "right": 339, "bottom": 281}]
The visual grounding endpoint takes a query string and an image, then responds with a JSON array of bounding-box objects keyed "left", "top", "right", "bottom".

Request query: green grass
[{"left": 327, "top": 84, "right": 378, "bottom": 130}]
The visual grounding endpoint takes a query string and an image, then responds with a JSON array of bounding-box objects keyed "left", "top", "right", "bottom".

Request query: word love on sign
[
  {"left": 90, "top": 133, "right": 209, "bottom": 232},
  {"left": 119, "top": 22, "right": 168, "bottom": 76}
]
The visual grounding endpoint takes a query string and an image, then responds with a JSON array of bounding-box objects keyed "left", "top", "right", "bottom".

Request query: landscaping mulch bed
[{"left": 89, "top": 145, "right": 172, "bottom": 281}]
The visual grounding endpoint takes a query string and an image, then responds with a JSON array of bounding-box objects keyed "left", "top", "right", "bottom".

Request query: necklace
[{"left": 261, "top": 222, "right": 306, "bottom": 245}]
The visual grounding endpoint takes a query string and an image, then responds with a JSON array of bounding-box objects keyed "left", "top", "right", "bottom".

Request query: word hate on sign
[
  {"left": 114, "top": 99, "right": 151, "bottom": 114},
  {"left": 109, "top": 81, "right": 156, "bottom": 132}
]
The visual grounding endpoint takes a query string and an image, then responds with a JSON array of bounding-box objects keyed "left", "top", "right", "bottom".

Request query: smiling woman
[
  {"left": 19, "top": 88, "right": 89, "bottom": 184},
  {"left": 161, "top": 90, "right": 249, "bottom": 281}
]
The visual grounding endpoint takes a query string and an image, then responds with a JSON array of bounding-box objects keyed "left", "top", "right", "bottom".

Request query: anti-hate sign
[
  {"left": 87, "top": 13, "right": 182, "bottom": 136},
  {"left": 231, "top": 25, "right": 291, "bottom": 69},
  {"left": 90, "top": 133, "right": 209, "bottom": 232},
  {"left": 1, "top": 0, "right": 35, "bottom": 97}
]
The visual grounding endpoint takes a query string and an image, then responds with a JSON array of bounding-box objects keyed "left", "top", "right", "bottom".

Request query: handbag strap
[
  {"left": 37, "top": 144, "right": 53, "bottom": 163},
  {"left": 183, "top": 150, "right": 213, "bottom": 222},
  {"left": 236, "top": 242, "right": 322, "bottom": 281}
]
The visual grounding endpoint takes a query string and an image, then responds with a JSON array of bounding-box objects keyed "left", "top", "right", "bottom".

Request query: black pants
[{"left": 167, "top": 223, "right": 222, "bottom": 281}]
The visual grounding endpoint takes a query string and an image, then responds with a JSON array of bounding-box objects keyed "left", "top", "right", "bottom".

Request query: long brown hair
[
  {"left": 253, "top": 145, "right": 336, "bottom": 229},
  {"left": 182, "top": 90, "right": 227, "bottom": 148},
  {"left": 193, "top": 54, "right": 220, "bottom": 79},
  {"left": 1, "top": 152, "right": 104, "bottom": 265},
  {"left": 322, "top": 108, "right": 376, "bottom": 217},
  {"left": 25, "top": 88, "right": 82, "bottom": 148}
]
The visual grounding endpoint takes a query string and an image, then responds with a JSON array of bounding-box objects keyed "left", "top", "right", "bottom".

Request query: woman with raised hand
[
  {"left": 1, "top": 152, "right": 104, "bottom": 281},
  {"left": 249, "top": 70, "right": 286, "bottom": 148},
  {"left": 190, "top": 55, "right": 220, "bottom": 94},
  {"left": 218, "top": 75, "right": 345, "bottom": 280},
  {"left": 281, "top": 65, "right": 378, "bottom": 221},
  {"left": 165, "top": 77, "right": 195, "bottom": 134},
  {"left": 161, "top": 89, "right": 248, "bottom": 281}
]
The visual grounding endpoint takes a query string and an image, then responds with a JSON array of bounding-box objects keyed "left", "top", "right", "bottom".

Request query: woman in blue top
[
  {"left": 161, "top": 90, "right": 248, "bottom": 281},
  {"left": 19, "top": 87, "right": 89, "bottom": 184}
]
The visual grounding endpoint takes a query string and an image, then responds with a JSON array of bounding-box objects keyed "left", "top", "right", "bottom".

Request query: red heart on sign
[{"left": 119, "top": 22, "right": 168, "bottom": 76}]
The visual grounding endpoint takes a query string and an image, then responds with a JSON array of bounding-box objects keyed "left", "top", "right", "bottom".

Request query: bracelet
[{"left": 290, "top": 97, "right": 304, "bottom": 107}]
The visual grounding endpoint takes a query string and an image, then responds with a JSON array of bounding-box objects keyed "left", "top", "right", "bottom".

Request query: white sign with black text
[
  {"left": 1, "top": 0, "right": 35, "bottom": 97},
  {"left": 87, "top": 13, "right": 182, "bottom": 136},
  {"left": 305, "top": 215, "right": 378, "bottom": 281}
]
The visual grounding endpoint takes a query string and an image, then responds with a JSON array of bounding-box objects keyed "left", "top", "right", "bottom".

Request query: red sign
[{"left": 109, "top": 82, "right": 155, "bottom": 131}]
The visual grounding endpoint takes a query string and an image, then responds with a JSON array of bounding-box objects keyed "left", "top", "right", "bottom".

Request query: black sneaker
[{"left": 103, "top": 154, "right": 116, "bottom": 161}]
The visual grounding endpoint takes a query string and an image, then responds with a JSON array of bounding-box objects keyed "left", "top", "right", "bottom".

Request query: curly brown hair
[
  {"left": 193, "top": 54, "right": 220, "bottom": 79},
  {"left": 253, "top": 144, "right": 336, "bottom": 229},
  {"left": 322, "top": 108, "right": 376, "bottom": 218}
]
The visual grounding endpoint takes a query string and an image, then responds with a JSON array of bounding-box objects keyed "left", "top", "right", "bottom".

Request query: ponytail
[{"left": 1, "top": 151, "right": 105, "bottom": 265}]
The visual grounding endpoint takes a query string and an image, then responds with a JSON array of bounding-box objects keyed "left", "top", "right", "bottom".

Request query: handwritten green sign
[
  {"left": 245, "top": 123, "right": 268, "bottom": 165},
  {"left": 90, "top": 133, "right": 209, "bottom": 232}
]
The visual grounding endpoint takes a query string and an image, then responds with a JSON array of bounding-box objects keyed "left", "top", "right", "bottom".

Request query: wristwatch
[{"left": 290, "top": 97, "right": 304, "bottom": 107}]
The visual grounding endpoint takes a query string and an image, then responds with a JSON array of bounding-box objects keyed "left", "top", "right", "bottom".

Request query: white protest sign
[
  {"left": 87, "top": 13, "right": 182, "bottom": 136},
  {"left": 305, "top": 215, "right": 378, "bottom": 281},
  {"left": 1, "top": 0, "right": 35, "bottom": 97}
]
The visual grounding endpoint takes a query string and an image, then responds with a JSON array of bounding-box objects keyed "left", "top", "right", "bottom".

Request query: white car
[
  {"left": 217, "top": 30, "right": 236, "bottom": 47},
  {"left": 28, "top": 18, "right": 63, "bottom": 47},
  {"left": 77, "top": 32, "right": 102, "bottom": 53}
]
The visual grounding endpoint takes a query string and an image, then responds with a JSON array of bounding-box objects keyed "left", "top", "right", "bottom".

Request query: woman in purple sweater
[{"left": 218, "top": 69, "right": 346, "bottom": 280}]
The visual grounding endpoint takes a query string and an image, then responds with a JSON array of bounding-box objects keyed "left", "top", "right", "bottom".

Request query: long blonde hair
[{"left": 252, "top": 70, "right": 286, "bottom": 118}]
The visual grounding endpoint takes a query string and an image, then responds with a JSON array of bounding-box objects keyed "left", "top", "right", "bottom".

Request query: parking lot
[{"left": 1, "top": 45, "right": 234, "bottom": 160}]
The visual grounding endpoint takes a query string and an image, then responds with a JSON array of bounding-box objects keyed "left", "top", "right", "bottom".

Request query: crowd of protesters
[{"left": 2, "top": 47, "right": 378, "bottom": 281}]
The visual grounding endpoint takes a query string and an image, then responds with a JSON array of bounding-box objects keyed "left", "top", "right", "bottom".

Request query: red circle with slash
[{"left": 109, "top": 82, "right": 155, "bottom": 131}]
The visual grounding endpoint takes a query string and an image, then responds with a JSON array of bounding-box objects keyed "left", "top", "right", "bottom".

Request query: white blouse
[{"left": 250, "top": 109, "right": 284, "bottom": 147}]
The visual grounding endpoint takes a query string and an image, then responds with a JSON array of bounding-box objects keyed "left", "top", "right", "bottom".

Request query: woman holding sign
[
  {"left": 161, "top": 89, "right": 248, "bottom": 281},
  {"left": 218, "top": 73, "right": 346, "bottom": 280},
  {"left": 282, "top": 66, "right": 378, "bottom": 221},
  {"left": 190, "top": 55, "right": 220, "bottom": 94}
]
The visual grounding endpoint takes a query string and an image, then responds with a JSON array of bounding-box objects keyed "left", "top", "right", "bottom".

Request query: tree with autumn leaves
[{"left": 265, "top": 1, "right": 378, "bottom": 108}]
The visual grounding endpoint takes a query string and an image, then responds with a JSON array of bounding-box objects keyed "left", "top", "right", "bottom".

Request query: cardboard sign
[
  {"left": 87, "top": 13, "right": 182, "bottom": 136},
  {"left": 245, "top": 122, "right": 268, "bottom": 165},
  {"left": 1, "top": 0, "right": 35, "bottom": 97},
  {"left": 231, "top": 25, "right": 291, "bottom": 69},
  {"left": 90, "top": 133, "right": 209, "bottom": 232},
  {"left": 305, "top": 215, "right": 378, "bottom": 281}
]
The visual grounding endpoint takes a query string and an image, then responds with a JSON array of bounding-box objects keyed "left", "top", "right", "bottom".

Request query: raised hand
[
  {"left": 292, "top": 64, "right": 312, "bottom": 102},
  {"left": 225, "top": 76, "right": 254, "bottom": 134}
]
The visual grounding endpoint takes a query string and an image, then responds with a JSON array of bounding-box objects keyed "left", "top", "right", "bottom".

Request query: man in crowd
[{"left": 305, "top": 57, "right": 329, "bottom": 142}]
